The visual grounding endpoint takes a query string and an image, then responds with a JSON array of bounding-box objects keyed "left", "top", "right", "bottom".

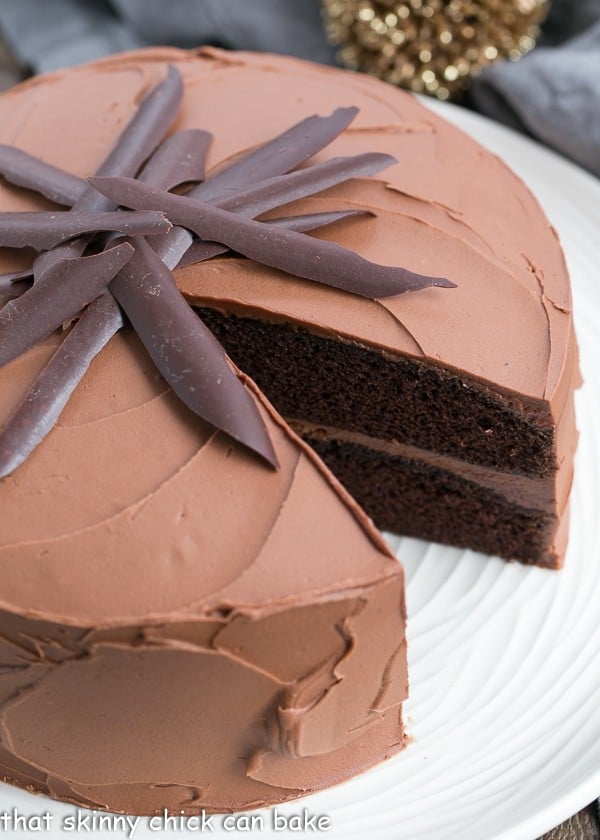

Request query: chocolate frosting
[{"left": 0, "top": 329, "right": 406, "bottom": 813}]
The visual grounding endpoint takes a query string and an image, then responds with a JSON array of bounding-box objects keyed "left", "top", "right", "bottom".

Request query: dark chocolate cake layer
[{"left": 197, "top": 308, "right": 574, "bottom": 567}]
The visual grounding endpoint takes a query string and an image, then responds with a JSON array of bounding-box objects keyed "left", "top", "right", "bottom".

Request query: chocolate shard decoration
[
  {"left": 104, "top": 152, "right": 395, "bottom": 270},
  {"left": 213, "top": 153, "right": 395, "bottom": 213},
  {"left": 189, "top": 107, "right": 359, "bottom": 203},
  {"left": 138, "top": 129, "right": 212, "bottom": 190},
  {"left": 153, "top": 108, "right": 361, "bottom": 268},
  {"left": 0, "top": 268, "right": 34, "bottom": 289},
  {"left": 74, "top": 65, "right": 184, "bottom": 214},
  {"left": 0, "top": 88, "right": 454, "bottom": 475},
  {"left": 0, "top": 145, "right": 85, "bottom": 206},
  {"left": 177, "top": 209, "right": 372, "bottom": 269},
  {"left": 92, "top": 177, "right": 454, "bottom": 297},
  {"left": 0, "top": 279, "right": 31, "bottom": 299},
  {"left": 0, "top": 292, "right": 123, "bottom": 478},
  {"left": 0, "top": 210, "right": 171, "bottom": 250},
  {"left": 0, "top": 243, "right": 134, "bottom": 368},
  {"left": 109, "top": 237, "right": 278, "bottom": 468},
  {"left": 0, "top": 122, "right": 208, "bottom": 475},
  {"left": 33, "top": 64, "right": 184, "bottom": 274},
  {"left": 266, "top": 208, "right": 372, "bottom": 229},
  {"left": 0, "top": 126, "right": 209, "bottom": 213}
]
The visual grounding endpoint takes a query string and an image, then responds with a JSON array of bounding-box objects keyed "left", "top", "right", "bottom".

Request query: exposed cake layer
[
  {"left": 303, "top": 429, "right": 568, "bottom": 567},
  {"left": 196, "top": 309, "right": 573, "bottom": 477},
  {"left": 195, "top": 309, "right": 576, "bottom": 565},
  {"left": 0, "top": 331, "right": 406, "bottom": 813}
]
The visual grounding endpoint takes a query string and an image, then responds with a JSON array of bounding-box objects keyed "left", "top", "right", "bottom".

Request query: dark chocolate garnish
[
  {"left": 152, "top": 108, "right": 361, "bottom": 269},
  {"left": 0, "top": 70, "right": 215, "bottom": 475},
  {"left": 167, "top": 154, "right": 391, "bottom": 267},
  {"left": 0, "top": 278, "right": 31, "bottom": 298},
  {"left": 0, "top": 127, "right": 209, "bottom": 473},
  {"left": 190, "top": 107, "right": 359, "bottom": 202},
  {"left": 138, "top": 129, "right": 212, "bottom": 189},
  {"left": 0, "top": 210, "right": 171, "bottom": 250},
  {"left": 109, "top": 237, "right": 278, "bottom": 468},
  {"left": 0, "top": 127, "right": 210, "bottom": 211},
  {"left": 0, "top": 292, "right": 123, "bottom": 478},
  {"left": 213, "top": 153, "right": 394, "bottom": 214},
  {"left": 0, "top": 268, "right": 34, "bottom": 290},
  {"left": 0, "top": 145, "right": 85, "bottom": 206},
  {"left": 101, "top": 151, "right": 395, "bottom": 270},
  {"left": 73, "top": 65, "right": 183, "bottom": 214},
  {"left": 32, "top": 64, "right": 184, "bottom": 275},
  {"left": 0, "top": 243, "right": 134, "bottom": 368},
  {"left": 92, "top": 176, "right": 454, "bottom": 298},
  {"left": 177, "top": 209, "right": 371, "bottom": 269}
]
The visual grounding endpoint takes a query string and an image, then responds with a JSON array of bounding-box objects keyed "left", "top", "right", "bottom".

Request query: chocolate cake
[
  {"left": 0, "top": 331, "right": 407, "bottom": 814},
  {"left": 168, "top": 48, "right": 579, "bottom": 568},
  {"left": 0, "top": 48, "right": 421, "bottom": 817},
  {"left": 0, "top": 44, "right": 578, "bottom": 817}
]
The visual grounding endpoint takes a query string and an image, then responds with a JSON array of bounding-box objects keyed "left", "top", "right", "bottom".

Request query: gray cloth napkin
[
  {"left": 0, "top": 0, "right": 336, "bottom": 72},
  {"left": 0, "top": 0, "right": 597, "bottom": 174},
  {"left": 470, "top": 0, "right": 600, "bottom": 177}
]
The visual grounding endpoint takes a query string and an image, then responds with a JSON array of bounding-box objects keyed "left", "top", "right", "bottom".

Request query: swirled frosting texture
[
  {"left": 0, "top": 54, "right": 409, "bottom": 807},
  {"left": 0, "top": 327, "right": 406, "bottom": 812}
]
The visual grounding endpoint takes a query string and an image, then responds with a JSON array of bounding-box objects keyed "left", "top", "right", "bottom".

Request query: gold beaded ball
[{"left": 322, "top": 0, "right": 550, "bottom": 100}]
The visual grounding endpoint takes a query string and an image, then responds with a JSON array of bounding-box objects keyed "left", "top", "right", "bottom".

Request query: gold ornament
[{"left": 322, "top": 0, "right": 550, "bottom": 100}]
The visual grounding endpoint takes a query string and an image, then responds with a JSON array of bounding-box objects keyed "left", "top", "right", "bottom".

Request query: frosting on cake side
[{"left": 0, "top": 331, "right": 406, "bottom": 813}]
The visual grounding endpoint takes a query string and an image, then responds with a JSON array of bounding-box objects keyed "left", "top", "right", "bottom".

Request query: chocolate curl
[
  {"left": 153, "top": 107, "right": 360, "bottom": 269},
  {"left": 74, "top": 65, "right": 184, "bottom": 213},
  {"left": 0, "top": 121, "right": 206, "bottom": 474},
  {"left": 0, "top": 279, "right": 31, "bottom": 299},
  {"left": 0, "top": 243, "right": 134, "bottom": 368},
  {"left": 177, "top": 209, "right": 371, "bottom": 269},
  {"left": 0, "top": 210, "right": 171, "bottom": 250},
  {"left": 138, "top": 129, "right": 212, "bottom": 190},
  {"left": 33, "top": 64, "right": 183, "bottom": 274},
  {"left": 1, "top": 127, "right": 207, "bottom": 282},
  {"left": 168, "top": 154, "right": 392, "bottom": 267},
  {"left": 112, "top": 151, "right": 395, "bottom": 269},
  {"left": 93, "top": 176, "right": 454, "bottom": 297},
  {"left": 191, "top": 107, "right": 359, "bottom": 202},
  {"left": 0, "top": 292, "right": 122, "bottom": 478},
  {"left": 0, "top": 145, "right": 84, "bottom": 206},
  {"left": 0, "top": 268, "right": 34, "bottom": 292},
  {"left": 109, "top": 237, "right": 278, "bottom": 468},
  {"left": 0, "top": 126, "right": 210, "bottom": 215},
  {"left": 215, "top": 152, "right": 394, "bottom": 212}
]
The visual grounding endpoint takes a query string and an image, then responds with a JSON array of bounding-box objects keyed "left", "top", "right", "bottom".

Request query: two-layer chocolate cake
[{"left": 0, "top": 46, "right": 578, "bottom": 816}]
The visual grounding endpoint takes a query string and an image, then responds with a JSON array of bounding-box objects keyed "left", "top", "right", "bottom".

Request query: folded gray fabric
[
  {"left": 0, "top": 0, "right": 143, "bottom": 73},
  {"left": 0, "top": 0, "right": 336, "bottom": 73},
  {"left": 110, "top": 0, "right": 337, "bottom": 63},
  {"left": 471, "top": 0, "right": 600, "bottom": 177}
]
